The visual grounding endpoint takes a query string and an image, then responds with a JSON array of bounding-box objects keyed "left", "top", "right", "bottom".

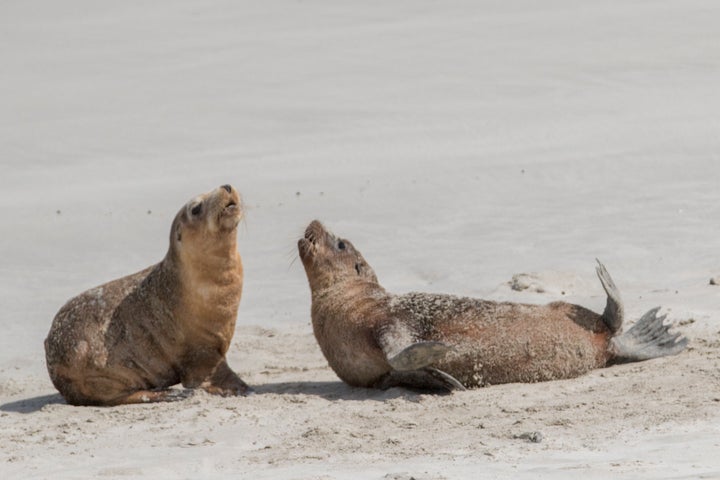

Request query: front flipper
[
  {"left": 426, "top": 367, "right": 466, "bottom": 390},
  {"left": 375, "top": 367, "right": 466, "bottom": 392},
  {"left": 375, "top": 318, "right": 460, "bottom": 391},
  {"left": 387, "top": 342, "right": 452, "bottom": 371},
  {"left": 377, "top": 318, "right": 452, "bottom": 371},
  {"left": 114, "top": 388, "right": 194, "bottom": 405},
  {"left": 200, "top": 358, "right": 253, "bottom": 396}
]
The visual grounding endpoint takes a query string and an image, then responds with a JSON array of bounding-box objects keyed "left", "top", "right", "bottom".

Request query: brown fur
[
  {"left": 45, "top": 185, "right": 250, "bottom": 406},
  {"left": 298, "top": 220, "right": 616, "bottom": 389}
]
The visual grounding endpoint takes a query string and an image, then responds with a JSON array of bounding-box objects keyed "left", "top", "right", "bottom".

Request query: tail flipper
[
  {"left": 610, "top": 307, "right": 688, "bottom": 364},
  {"left": 596, "top": 259, "right": 624, "bottom": 333}
]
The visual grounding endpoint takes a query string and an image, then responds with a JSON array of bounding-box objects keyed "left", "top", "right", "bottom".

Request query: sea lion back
[{"left": 394, "top": 293, "right": 610, "bottom": 386}]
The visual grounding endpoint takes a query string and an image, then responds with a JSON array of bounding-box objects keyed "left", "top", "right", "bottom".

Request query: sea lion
[
  {"left": 297, "top": 220, "right": 688, "bottom": 391},
  {"left": 45, "top": 184, "right": 250, "bottom": 406}
]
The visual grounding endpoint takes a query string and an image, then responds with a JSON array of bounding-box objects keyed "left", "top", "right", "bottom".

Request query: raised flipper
[
  {"left": 610, "top": 307, "right": 688, "bottom": 364},
  {"left": 375, "top": 367, "right": 466, "bottom": 392},
  {"left": 596, "top": 259, "right": 624, "bottom": 333}
]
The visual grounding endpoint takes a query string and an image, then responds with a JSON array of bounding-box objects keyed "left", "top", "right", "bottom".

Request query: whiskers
[
  {"left": 285, "top": 226, "right": 309, "bottom": 271},
  {"left": 286, "top": 237, "right": 300, "bottom": 267},
  {"left": 287, "top": 248, "right": 300, "bottom": 271},
  {"left": 237, "top": 202, "right": 252, "bottom": 234}
]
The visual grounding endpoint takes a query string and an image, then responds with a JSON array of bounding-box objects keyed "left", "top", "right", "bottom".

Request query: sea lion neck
[
  {"left": 310, "top": 276, "right": 387, "bottom": 303},
  {"left": 198, "top": 230, "right": 240, "bottom": 262},
  {"left": 169, "top": 226, "right": 239, "bottom": 260}
]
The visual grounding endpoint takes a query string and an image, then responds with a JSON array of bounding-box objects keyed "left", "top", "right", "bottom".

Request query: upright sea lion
[
  {"left": 45, "top": 185, "right": 250, "bottom": 406},
  {"left": 298, "top": 220, "right": 688, "bottom": 391}
]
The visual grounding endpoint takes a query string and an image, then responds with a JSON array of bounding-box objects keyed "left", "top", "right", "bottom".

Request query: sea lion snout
[
  {"left": 299, "top": 220, "right": 329, "bottom": 262},
  {"left": 213, "top": 185, "right": 243, "bottom": 230},
  {"left": 218, "top": 184, "right": 239, "bottom": 213},
  {"left": 304, "top": 220, "right": 328, "bottom": 244}
]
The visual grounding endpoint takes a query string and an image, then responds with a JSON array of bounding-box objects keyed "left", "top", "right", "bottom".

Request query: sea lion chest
[
  {"left": 177, "top": 266, "right": 243, "bottom": 356},
  {"left": 310, "top": 287, "right": 391, "bottom": 387}
]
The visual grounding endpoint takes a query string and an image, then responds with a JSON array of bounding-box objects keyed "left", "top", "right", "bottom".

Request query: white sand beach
[{"left": 1, "top": 1, "right": 719, "bottom": 478}]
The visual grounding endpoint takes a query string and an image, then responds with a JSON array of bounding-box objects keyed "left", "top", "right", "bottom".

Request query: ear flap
[{"left": 176, "top": 225, "right": 182, "bottom": 242}]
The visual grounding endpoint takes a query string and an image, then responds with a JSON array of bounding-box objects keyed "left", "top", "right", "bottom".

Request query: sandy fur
[
  {"left": 44, "top": 186, "right": 248, "bottom": 405},
  {"left": 301, "top": 221, "right": 625, "bottom": 389}
]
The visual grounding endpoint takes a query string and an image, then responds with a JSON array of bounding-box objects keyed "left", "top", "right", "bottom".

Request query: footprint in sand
[{"left": 508, "top": 271, "right": 591, "bottom": 297}]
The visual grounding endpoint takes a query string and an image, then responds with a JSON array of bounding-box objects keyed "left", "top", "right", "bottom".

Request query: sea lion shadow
[
  {"left": 0, "top": 393, "right": 65, "bottom": 414},
  {"left": 253, "top": 381, "right": 449, "bottom": 402}
]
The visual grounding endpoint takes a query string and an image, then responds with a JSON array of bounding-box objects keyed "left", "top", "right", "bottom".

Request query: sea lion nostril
[
  {"left": 304, "top": 226, "right": 315, "bottom": 242},
  {"left": 221, "top": 184, "right": 232, "bottom": 193}
]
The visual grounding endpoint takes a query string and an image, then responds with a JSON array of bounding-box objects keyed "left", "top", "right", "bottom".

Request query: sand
[{"left": 1, "top": 0, "right": 719, "bottom": 478}]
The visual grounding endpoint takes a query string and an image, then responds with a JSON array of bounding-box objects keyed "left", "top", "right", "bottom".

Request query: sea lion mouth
[
  {"left": 222, "top": 200, "right": 239, "bottom": 215},
  {"left": 217, "top": 197, "right": 242, "bottom": 231}
]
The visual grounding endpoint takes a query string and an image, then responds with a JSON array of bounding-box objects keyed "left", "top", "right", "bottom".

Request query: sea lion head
[
  {"left": 170, "top": 184, "right": 243, "bottom": 259},
  {"left": 298, "top": 220, "right": 378, "bottom": 291}
]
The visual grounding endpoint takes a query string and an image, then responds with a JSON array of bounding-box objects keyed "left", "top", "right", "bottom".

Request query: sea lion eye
[
  {"left": 191, "top": 203, "right": 202, "bottom": 216},
  {"left": 337, "top": 241, "right": 346, "bottom": 250}
]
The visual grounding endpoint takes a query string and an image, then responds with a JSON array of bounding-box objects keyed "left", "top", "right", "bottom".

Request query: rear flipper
[
  {"left": 596, "top": 259, "right": 624, "bottom": 333},
  {"left": 610, "top": 307, "right": 688, "bottom": 364},
  {"left": 375, "top": 367, "right": 467, "bottom": 392}
]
